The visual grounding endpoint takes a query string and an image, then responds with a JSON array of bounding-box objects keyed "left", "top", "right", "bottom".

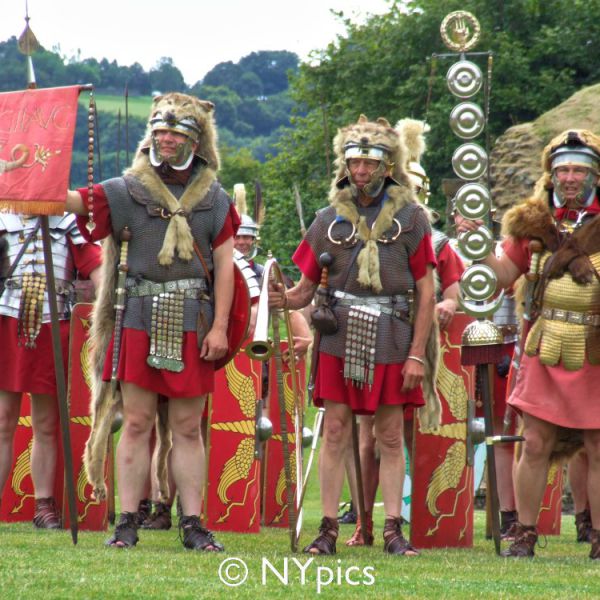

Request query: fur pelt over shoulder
[{"left": 83, "top": 94, "right": 220, "bottom": 501}]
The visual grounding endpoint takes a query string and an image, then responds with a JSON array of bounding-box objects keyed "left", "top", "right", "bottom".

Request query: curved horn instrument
[{"left": 245, "top": 256, "right": 303, "bottom": 552}]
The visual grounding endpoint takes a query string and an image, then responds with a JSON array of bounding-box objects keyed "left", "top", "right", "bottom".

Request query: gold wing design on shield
[
  {"left": 11, "top": 439, "right": 33, "bottom": 497},
  {"left": 217, "top": 437, "right": 255, "bottom": 504},
  {"left": 275, "top": 450, "right": 297, "bottom": 506},
  {"left": 436, "top": 343, "right": 468, "bottom": 421},
  {"left": 426, "top": 441, "right": 466, "bottom": 516},
  {"left": 80, "top": 337, "right": 93, "bottom": 391},
  {"left": 225, "top": 360, "right": 257, "bottom": 417}
]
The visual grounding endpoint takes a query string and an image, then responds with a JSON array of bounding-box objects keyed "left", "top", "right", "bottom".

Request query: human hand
[{"left": 436, "top": 298, "right": 457, "bottom": 330}]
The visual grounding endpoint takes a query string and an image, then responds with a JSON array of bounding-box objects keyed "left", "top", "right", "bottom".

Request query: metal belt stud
[
  {"left": 147, "top": 289, "right": 186, "bottom": 372},
  {"left": 344, "top": 305, "right": 380, "bottom": 388}
]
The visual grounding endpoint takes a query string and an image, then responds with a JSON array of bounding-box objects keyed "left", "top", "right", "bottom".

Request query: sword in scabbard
[
  {"left": 111, "top": 227, "right": 132, "bottom": 395},
  {"left": 306, "top": 253, "right": 333, "bottom": 404}
]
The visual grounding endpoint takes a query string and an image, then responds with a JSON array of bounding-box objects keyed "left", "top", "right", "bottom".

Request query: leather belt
[
  {"left": 541, "top": 307, "right": 600, "bottom": 327},
  {"left": 126, "top": 277, "right": 208, "bottom": 298},
  {"left": 332, "top": 290, "right": 409, "bottom": 319}
]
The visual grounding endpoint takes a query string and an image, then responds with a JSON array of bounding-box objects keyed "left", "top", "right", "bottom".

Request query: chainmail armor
[
  {"left": 305, "top": 199, "right": 431, "bottom": 363},
  {"left": 103, "top": 175, "right": 231, "bottom": 335}
]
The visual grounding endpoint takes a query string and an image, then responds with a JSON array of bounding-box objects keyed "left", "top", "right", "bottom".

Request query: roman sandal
[
  {"left": 383, "top": 517, "right": 419, "bottom": 556},
  {"left": 179, "top": 516, "right": 224, "bottom": 552},
  {"left": 33, "top": 497, "right": 61, "bottom": 529},
  {"left": 500, "top": 523, "right": 538, "bottom": 557},
  {"left": 303, "top": 516, "right": 339, "bottom": 555},
  {"left": 105, "top": 511, "right": 139, "bottom": 548}
]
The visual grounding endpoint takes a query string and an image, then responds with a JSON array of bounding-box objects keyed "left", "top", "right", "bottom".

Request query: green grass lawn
[
  {"left": 1, "top": 402, "right": 596, "bottom": 599},
  {"left": 0, "top": 510, "right": 595, "bottom": 599}
]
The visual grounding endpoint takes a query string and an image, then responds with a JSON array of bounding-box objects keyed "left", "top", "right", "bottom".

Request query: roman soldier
[
  {"left": 270, "top": 115, "right": 440, "bottom": 555},
  {"left": 65, "top": 92, "right": 240, "bottom": 551},
  {"left": 457, "top": 129, "right": 600, "bottom": 559},
  {"left": 0, "top": 213, "right": 101, "bottom": 528}
]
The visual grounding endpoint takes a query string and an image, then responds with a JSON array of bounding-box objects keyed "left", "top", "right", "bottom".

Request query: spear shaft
[{"left": 17, "top": 6, "right": 79, "bottom": 544}]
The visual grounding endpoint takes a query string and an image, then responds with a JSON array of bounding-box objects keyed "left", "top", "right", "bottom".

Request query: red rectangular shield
[
  {"left": 263, "top": 341, "right": 305, "bottom": 528},
  {"left": 204, "top": 345, "right": 263, "bottom": 533}
]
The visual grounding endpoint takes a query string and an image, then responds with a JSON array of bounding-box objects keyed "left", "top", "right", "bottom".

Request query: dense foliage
[
  {"left": 2, "top": 0, "right": 600, "bottom": 276},
  {"left": 257, "top": 0, "right": 600, "bottom": 272}
]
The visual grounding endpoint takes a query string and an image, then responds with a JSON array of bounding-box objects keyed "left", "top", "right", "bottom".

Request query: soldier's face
[
  {"left": 234, "top": 235, "right": 255, "bottom": 256},
  {"left": 347, "top": 158, "right": 382, "bottom": 189},
  {"left": 554, "top": 165, "right": 598, "bottom": 204}
]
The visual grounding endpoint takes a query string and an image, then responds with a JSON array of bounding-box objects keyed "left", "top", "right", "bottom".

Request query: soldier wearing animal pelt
[
  {"left": 65, "top": 92, "right": 239, "bottom": 551},
  {"left": 342, "top": 118, "right": 464, "bottom": 548},
  {"left": 270, "top": 115, "right": 440, "bottom": 556},
  {"left": 457, "top": 129, "right": 600, "bottom": 559}
]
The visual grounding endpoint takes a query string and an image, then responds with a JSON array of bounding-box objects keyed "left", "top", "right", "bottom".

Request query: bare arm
[
  {"left": 289, "top": 309, "right": 313, "bottom": 358},
  {"left": 89, "top": 265, "right": 102, "bottom": 291},
  {"left": 436, "top": 281, "right": 460, "bottom": 331},
  {"left": 454, "top": 215, "right": 522, "bottom": 289},
  {"left": 66, "top": 190, "right": 87, "bottom": 215},
  {"left": 402, "top": 265, "right": 435, "bottom": 391},
  {"left": 269, "top": 274, "right": 317, "bottom": 311},
  {"left": 480, "top": 251, "right": 522, "bottom": 290},
  {"left": 200, "top": 237, "right": 234, "bottom": 361}
]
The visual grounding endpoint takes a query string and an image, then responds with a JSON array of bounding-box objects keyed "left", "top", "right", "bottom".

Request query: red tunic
[
  {"left": 76, "top": 184, "right": 238, "bottom": 398},
  {"left": 501, "top": 198, "right": 600, "bottom": 429},
  {"left": 436, "top": 242, "right": 464, "bottom": 292},
  {"left": 0, "top": 241, "right": 102, "bottom": 396},
  {"left": 294, "top": 234, "right": 436, "bottom": 415}
]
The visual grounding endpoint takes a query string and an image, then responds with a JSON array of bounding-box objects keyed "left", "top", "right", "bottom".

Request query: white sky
[{"left": 1, "top": 0, "right": 393, "bottom": 85}]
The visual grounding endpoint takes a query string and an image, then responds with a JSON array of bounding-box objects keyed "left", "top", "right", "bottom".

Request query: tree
[
  {"left": 149, "top": 57, "right": 186, "bottom": 93},
  {"left": 256, "top": 0, "right": 600, "bottom": 263}
]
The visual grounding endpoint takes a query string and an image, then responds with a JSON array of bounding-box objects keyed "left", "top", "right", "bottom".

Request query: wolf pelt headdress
[
  {"left": 84, "top": 93, "right": 220, "bottom": 501},
  {"left": 329, "top": 114, "right": 441, "bottom": 430},
  {"left": 395, "top": 117, "right": 435, "bottom": 215}
]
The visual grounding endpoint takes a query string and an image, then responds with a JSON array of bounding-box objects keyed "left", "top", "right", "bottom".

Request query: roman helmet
[
  {"left": 136, "top": 92, "right": 220, "bottom": 171},
  {"left": 534, "top": 129, "right": 600, "bottom": 209},
  {"left": 333, "top": 115, "right": 410, "bottom": 198},
  {"left": 395, "top": 118, "right": 431, "bottom": 204},
  {"left": 233, "top": 183, "right": 261, "bottom": 259}
]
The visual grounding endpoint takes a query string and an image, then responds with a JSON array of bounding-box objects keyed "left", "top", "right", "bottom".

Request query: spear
[{"left": 17, "top": 3, "right": 79, "bottom": 544}]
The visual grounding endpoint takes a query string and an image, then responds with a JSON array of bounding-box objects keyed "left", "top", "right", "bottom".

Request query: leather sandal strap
[{"left": 303, "top": 516, "right": 338, "bottom": 555}]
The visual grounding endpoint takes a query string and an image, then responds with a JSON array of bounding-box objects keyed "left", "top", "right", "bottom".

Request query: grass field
[
  {"left": 0, "top": 435, "right": 597, "bottom": 600},
  {"left": 0, "top": 509, "right": 596, "bottom": 599},
  {"left": 82, "top": 94, "right": 153, "bottom": 118}
]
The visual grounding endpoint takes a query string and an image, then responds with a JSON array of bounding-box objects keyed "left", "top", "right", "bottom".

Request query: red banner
[{"left": 0, "top": 86, "right": 80, "bottom": 215}]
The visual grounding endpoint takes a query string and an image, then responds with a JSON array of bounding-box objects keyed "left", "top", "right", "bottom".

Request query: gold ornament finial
[{"left": 440, "top": 11, "right": 481, "bottom": 52}]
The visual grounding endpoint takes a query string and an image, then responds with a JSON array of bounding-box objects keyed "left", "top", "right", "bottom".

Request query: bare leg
[
  {"left": 375, "top": 404, "right": 417, "bottom": 556},
  {"left": 513, "top": 412, "right": 557, "bottom": 525},
  {"left": 494, "top": 415, "right": 516, "bottom": 512},
  {"left": 0, "top": 391, "right": 21, "bottom": 492},
  {"left": 30, "top": 394, "right": 59, "bottom": 498},
  {"left": 374, "top": 405, "right": 405, "bottom": 518},
  {"left": 168, "top": 395, "right": 206, "bottom": 517},
  {"left": 343, "top": 441, "right": 358, "bottom": 513},
  {"left": 318, "top": 400, "right": 353, "bottom": 518},
  {"left": 568, "top": 450, "right": 589, "bottom": 514},
  {"left": 117, "top": 382, "right": 158, "bottom": 513},
  {"left": 583, "top": 431, "right": 600, "bottom": 530},
  {"left": 359, "top": 414, "right": 378, "bottom": 512}
]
